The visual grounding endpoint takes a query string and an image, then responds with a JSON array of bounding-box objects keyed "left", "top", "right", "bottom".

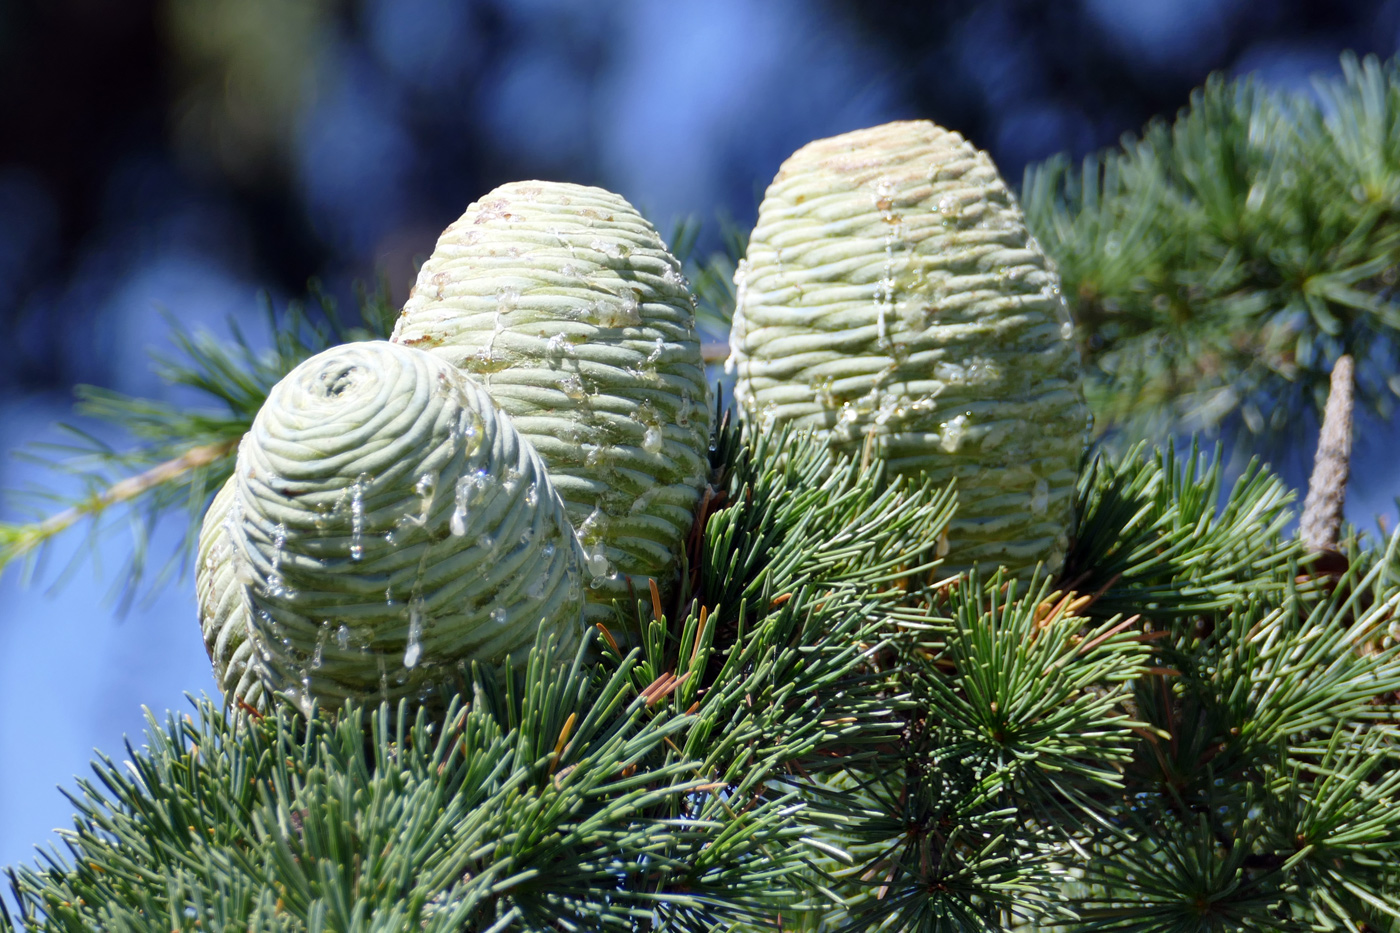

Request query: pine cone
[
  {"left": 195, "top": 475, "right": 264, "bottom": 711},
  {"left": 218, "top": 340, "right": 586, "bottom": 712},
  {"left": 392, "top": 181, "right": 712, "bottom": 618},
  {"left": 727, "top": 121, "right": 1089, "bottom": 575}
]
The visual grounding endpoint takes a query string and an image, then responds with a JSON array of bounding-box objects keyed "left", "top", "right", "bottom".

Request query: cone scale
[{"left": 195, "top": 476, "right": 264, "bottom": 710}]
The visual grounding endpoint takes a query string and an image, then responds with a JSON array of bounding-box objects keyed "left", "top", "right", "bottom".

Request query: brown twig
[{"left": 1, "top": 437, "right": 240, "bottom": 569}]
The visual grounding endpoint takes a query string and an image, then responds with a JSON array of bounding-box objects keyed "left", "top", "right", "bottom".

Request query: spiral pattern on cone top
[
  {"left": 727, "top": 121, "right": 1089, "bottom": 574},
  {"left": 391, "top": 181, "right": 711, "bottom": 619},
  {"left": 195, "top": 475, "right": 264, "bottom": 711},
  {"left": 230, "top": 340, "right": 586, "bottom": 711}
]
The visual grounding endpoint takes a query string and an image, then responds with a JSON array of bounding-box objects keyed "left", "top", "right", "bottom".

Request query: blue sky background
[{"left": 4, "top": 0, "right": 1400, "bottom": 896}]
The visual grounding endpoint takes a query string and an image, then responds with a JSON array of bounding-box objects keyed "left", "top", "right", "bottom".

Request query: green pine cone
[
  {"left": 194, "top": 475, "right": 264, "bottom": 711},
  {"left": 392, "top": 181, "right": 711, "bottom": 619},
  {"left": 728, "top": 121, "right": 1089, "bottom": 575},
  {"left": 228, "top": 340, "right": 587, "bottom": 711}
]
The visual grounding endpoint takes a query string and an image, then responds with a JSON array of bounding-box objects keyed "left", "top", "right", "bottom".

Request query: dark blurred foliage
[
  {"left": 1, "top": 0, "right": 1398, "bottom": 401},
  {"left": 0, "top": 2, "right": 164, "bottom": 388},
  {"left": 844, "top": 0, "right": 1400, "bottom": 174}
]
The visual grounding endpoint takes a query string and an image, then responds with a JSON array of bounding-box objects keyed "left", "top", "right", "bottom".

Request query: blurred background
[{"left": 3, "top": 0, "right": 1400, "bottom": 883}]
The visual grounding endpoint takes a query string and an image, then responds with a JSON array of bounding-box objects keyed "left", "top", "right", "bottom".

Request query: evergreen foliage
[
  {"left": 7, "top": 407, "right": 1400, "bottom": 929},
  {"left": 1024, "top": 53, "right": 1400, "bottom": 443},
  {"left": 5, "top": 51, "right": 1400, "bottom": 933},
  {"left": 3, "top": 422, "right": 961, "bottom": 931}
]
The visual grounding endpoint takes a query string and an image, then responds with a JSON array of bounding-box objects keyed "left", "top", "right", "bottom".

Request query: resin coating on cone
[
  {"left": 392, "top": 181, "right": 711, "bottom": 618},
  {"left": 727, "top": 121, "right": 1089, "bottom": 574},
  {"left": 228, "top": 340, "right": 586, "bottom": 711},
  {"left": 195, "top": 475, "right": 264, "bottom": 711}
]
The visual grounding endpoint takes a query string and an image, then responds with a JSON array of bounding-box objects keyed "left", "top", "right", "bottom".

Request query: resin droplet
[
  {"left": 585, "top": 541, "right": 610, "bottom": 579},
  {"left": 348, "top": 477, "right": 366, "bottom": 561},
  {"left": 646, "top": 337, "right": 665, "bottom": 365},
  {"left": 403, "top": 601, "right": 425, "bottom": 670},
  {"left": 939, "top": 414, "right": 969, "bottom": 453},
  {"left": 1031, "top": 478, "right": 1049, "bottom": 515}
]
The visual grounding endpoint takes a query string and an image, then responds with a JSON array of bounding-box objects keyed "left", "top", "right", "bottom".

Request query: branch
[{"left": 0, "top": 438, "right": 238, "bottom": 574}]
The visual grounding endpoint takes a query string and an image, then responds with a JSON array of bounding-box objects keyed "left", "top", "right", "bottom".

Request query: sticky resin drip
[
  {"left": 874, "top": 178, "right": 903, "bottom": 352},
  {"left": 546, "top": 333, "right": 575, "bottom": 363},
  {"left": 403, "top": 599, "right": 424, "bottom": 670},
  {"left": 412, "top": 473, "right": 436, "bottom": 526},
  {"left": 348, "top": 476, "right": 367, "bottom": 561},
  {"left": 450, "top": 469, "right": 491, "bottom": 537},
  {"left": 266, "top": 523, "right": 295, "bottom": 599}
]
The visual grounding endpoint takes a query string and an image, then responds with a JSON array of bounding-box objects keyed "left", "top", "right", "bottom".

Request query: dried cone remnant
[
  {"left": 195, "top": 476, "right": 263, "bottom": 711},
  {"left": 393, "top": 182, "right": 711, "bottom": 618},
  {"left": 228, "top": 340, "right": 586, "bottom": 712},
  {"left": 728, "top": 121, "right": 1089, "bottom": 574},
  {"left": 1300, "top": 354, "right": 1355, "bottom": 557}
]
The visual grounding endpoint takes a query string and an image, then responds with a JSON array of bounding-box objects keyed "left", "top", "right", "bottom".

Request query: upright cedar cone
[
  {"left": 392, "top": 181, "right": 712, "bottom": 618},
  {"left": 728, "top": 121, "right": 1089, "bottom": 574},
  {"left": 215, "top": 340, "right": 586, "bottom": 712},
  {"left": 195, "top": 475, "right": 264, "bottom": 710}
]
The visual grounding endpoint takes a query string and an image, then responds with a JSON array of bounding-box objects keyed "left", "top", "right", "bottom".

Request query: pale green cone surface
[
  {"left": 392, "top": 181, "right": 712, "bottom": 618},
  {"left": 195, "top": 475, "right": 264, "bottom": 710},
  {"left": 728, "top": 121, "right": 1089, "bottom": 574},
  {"left": 229, "top": 340, "right": 586, "bottom": 711}
]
